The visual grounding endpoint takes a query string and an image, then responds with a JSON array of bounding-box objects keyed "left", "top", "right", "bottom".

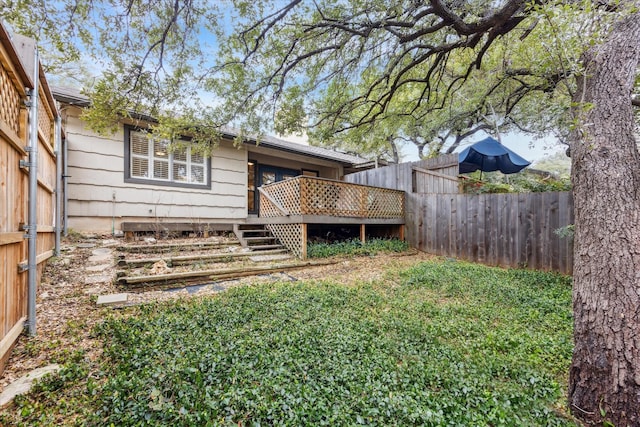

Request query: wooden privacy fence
[
  {"left": 345, "top": 154, "right": 574, "bottom": 274},
  {"left": 405, "top": 192, "right": 574, "bottom": 274},
  {"left": 0, "top": 27, "right": 59, "bottom": 373}
]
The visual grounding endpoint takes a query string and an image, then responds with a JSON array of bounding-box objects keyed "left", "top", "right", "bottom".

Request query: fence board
[
  {"left": 0, "top": 142, "right": 7, "bottom": 231},
  {"left": 455, "top": 194, "right": 465, "bottom": 260},
  {"left": 0, "top": 245, "right": 6, "bottom": 338},
  {"left": 542, "top": 192, "right": 553, "bottom": 270},
  {"left": 498, "top": 194, "right": 509, "bottom": 267},
  {"left": 561, "top": 192, "right": 573, "bottom": 273},
  {"left": 0, "top": 24, "right": 58, "bottom": 374},
  {"left": 488, "top": 195, "right": 498, "bottom": 265},
  {"left": 523, "top": 193, "right": 534, "bottom": 269}
]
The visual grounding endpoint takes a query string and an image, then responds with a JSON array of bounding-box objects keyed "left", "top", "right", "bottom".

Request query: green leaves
[
  {"left": 2, "top": 0, "right": 615, "bottom": 159},
  {"left": 85, "top": 262, "right": 574, "bottom": 426},
  {"left": 307, "top": 238, "right": 409, "bottom": 258},
  {"left": 2, "top": 260, "right": 576, "bottom": 425},
  {"left": 460, "top": 170, "right": 572, "bottom": 194}
]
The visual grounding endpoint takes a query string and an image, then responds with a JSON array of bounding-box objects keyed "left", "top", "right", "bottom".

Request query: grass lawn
[{"left": 2, "top": 259, "right": 576, "bottom": 426}]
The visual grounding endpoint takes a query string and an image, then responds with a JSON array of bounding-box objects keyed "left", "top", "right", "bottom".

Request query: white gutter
[{"left": 26, "top": 47, "right": 39, "bottom": 336}]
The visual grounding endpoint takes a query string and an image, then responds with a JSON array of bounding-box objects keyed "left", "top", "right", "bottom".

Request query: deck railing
[{"left": 259, "top": 176, "right": 405, "bottom": 219}]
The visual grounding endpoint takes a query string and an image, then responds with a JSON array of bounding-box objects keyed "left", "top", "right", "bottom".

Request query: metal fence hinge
[
  {"left": 20, "top": 223, "right": 32, "bottom": 239},
  {"left": 23, "top": 88, "right": 35, "bottom": 107}
]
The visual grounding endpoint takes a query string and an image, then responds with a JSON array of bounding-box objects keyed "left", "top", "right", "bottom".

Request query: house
[{"left": 53, "top": 87, "right": 383, "bottom": 237}]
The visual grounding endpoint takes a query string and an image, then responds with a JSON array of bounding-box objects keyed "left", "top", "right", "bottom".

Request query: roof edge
[{"left": 52, "top": 86, "right": 368, "bottom": 166}]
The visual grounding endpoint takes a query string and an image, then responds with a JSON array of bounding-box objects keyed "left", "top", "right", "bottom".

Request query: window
[{"left": 125, "top": 127, "right": 210, "bottom": 188}]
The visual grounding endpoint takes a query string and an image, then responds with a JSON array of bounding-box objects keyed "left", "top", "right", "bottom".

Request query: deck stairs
[{"left": 233, "top": 224, "right": 287, "bottom": 253}]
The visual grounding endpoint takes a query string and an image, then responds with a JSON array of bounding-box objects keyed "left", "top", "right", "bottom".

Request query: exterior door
[
  {"left": 250, "top": 165, "right": 300, "bottom": 214},
  {"left": 259, "top": 165, "right": 299, "bottom": 186}
]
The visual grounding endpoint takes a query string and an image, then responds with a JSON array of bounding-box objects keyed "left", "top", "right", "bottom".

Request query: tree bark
[
  {"left": 388, "top": 135, "right": 400, "bottom": 164},
  {"left": 568, "top": 8, "right": 640, "bottom": 426}
]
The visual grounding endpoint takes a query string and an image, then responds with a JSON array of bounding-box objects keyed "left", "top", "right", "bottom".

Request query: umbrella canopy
[{"left": 458, "top": 137, "right": 531, "bottom": 174}]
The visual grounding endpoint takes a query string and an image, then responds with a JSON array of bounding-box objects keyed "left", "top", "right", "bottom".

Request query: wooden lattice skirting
[{"left": 267, "top": 223, "right": 305, "bottom": 258}]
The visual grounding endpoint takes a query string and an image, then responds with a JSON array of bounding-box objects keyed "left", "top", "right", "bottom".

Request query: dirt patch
[{"left": 0, "top": 235, "right": 434, "bottom": 392}]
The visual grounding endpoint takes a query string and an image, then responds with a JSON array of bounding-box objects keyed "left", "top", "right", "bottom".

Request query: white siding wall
[{"left": 63, "top": 108, "right": 247, "bottom": 232}]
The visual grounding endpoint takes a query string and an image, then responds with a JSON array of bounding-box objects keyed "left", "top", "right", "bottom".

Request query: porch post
[
  {"left": 301, "top": 224, "right": 307, "bottom": 259},
  {"left": 360, "top": 224, "right": 366, "bottom": 244}
]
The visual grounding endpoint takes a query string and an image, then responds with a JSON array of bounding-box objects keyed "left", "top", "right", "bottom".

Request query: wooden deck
[
  {"left": 246, "top": 215, "right": 404, "bottom": 225},
  {"left": 257, "top": 176, "right": 405, "bottom": 258},
  {"left": 259, "top": 176, "right": 404, "bottom": 219},
  {"left": 118, "top": 177, "right": 405, "bottom": 257}
]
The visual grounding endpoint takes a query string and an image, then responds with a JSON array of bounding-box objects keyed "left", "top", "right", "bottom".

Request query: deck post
[
  {"left": 360, "top": 224, "right": 366, "bottom": 244},
  {"left": 301, "top": 224, "right": 308, "bottom": 259}
]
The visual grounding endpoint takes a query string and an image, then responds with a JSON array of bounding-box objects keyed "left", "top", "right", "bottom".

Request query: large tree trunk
[{"left": 568, "top": 8, "right": 640, "bottom": 426}]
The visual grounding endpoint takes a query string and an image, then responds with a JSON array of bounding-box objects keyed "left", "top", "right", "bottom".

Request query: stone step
[
  {"left": 96, "top": 293, "right": 129, "bottom": 307},
  {"left": 0, "top": 365, "right": 61, "bottom": 408}
]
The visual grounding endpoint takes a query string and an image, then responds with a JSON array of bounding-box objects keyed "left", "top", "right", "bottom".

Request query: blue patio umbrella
[{"left": 458, "top": 137, "right": 530, "bottom": 175}]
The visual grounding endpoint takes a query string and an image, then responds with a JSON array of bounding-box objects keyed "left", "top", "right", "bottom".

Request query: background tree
[
  {"left": 534, "top": 151, "right": 571, "bottom": 177},
  {"left": 306, "top": 17, "right": 576, "bottom": 161},
  {"left": 3, "top": 0, "right": 640, "bottom": 424}
]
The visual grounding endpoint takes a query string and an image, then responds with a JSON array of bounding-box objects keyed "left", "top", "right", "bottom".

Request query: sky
[{"left": 399, "top": 131, "right": 566, "bottom": 166}]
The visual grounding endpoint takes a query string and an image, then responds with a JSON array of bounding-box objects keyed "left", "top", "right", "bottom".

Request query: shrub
[{"left": 307, "top": 238, "right": 409, "bottom": 258}]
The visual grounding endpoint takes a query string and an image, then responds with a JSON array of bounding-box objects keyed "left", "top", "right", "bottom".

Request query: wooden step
[
  {"left": 235, "top": 224, "right": 267, "bottom": 231},
  {"left": 249, "top": 244, "right": 284, "bottom": 251},
  {"left": 234, "top": 224, "right": 286, "bottom": 253},
  {"left": 240, "top": 231, "right": 272, "bottom": 239},
  {"left": 244, "top": 236, "right": 277, "bottom": 242}
]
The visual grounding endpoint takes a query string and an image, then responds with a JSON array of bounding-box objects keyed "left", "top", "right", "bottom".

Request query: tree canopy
[{"left": 3, "top": 0, "right": 631, "bottom": 155}]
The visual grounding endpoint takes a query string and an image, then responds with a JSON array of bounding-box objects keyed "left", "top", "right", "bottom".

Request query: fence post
[
  {"left": 55, "top": 114, "right": 62, "bottom": 255},
  {"left": 26, "top": 47, "right": 39, "bottom": 336}
]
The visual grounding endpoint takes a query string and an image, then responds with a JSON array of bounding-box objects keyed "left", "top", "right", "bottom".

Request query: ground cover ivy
[
  {"left": 87, "top": 261, "right": 573, "bottom": 426},
  {"left": 307, "top": 238, "right": 409, "bottom": 258},
  {"left": 2, "top": 260, "right": 576, "bottom": 426}
]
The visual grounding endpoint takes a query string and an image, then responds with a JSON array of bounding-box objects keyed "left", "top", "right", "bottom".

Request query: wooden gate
[
  {"left": 0, "top": 26, "right": 59, "bottom": 373},
  {"left": 344, "top": 154, "right": 460, "bottom": 193}
]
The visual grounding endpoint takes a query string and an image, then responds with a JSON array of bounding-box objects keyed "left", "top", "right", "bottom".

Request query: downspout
[
  {"left": 54, "top": 113, "right": 62, "bottom": 255},
  {"left": 26, "top": 48, "right": 40, "bottom": 336},
  {"left": 63, "top": 134, "right": 68, "bottom": 237}
]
